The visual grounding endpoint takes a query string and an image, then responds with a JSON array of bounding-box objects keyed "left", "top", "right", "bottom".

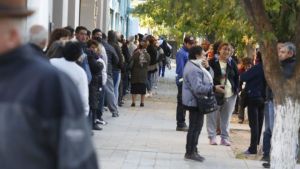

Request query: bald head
[{"left": 29, "top": 25, "right": 48, "bottom": 50}]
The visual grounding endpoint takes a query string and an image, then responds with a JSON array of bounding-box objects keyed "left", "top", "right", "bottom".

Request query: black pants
[
  {"left": 176, "top": 82, "right": 186, "bottom": 127},
  {"left": 238, "top": 89, "right": 248, "bottom": 120},
  {"left": 186, "top": 109, "right": 204, "bottom": 154},
  {"left": 247, "top": 98, "right": 264, "bottom": 153}
]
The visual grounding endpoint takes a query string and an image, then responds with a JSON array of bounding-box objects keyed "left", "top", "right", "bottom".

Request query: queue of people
[{"left": 176, "top": 35, "right": 297, "bottom": 166}]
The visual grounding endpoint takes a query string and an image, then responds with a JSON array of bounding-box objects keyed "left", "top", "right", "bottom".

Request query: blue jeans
[
  {"left": 159, "top": 64, "right": 166, "bottom": 77},
  {"left": 147, "top": 72, "right": 153, "bottom": 92},
  {"left": 113, "top": 70, "right": 121, "bottom": 105},
  {"left": 263, "top": 100, "right": 275, "bottom": 157}
]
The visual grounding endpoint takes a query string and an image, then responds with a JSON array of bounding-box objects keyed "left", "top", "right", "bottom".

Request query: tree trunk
[{"left": 271, "top": 98, "right": 300, "bottom": 169}]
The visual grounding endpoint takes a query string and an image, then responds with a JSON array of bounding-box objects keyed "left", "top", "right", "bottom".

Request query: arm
[{"left": 185, "top": 69, "right": 213, "bottom": 97}]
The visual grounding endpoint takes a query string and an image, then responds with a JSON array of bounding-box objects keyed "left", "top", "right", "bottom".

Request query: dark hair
[
  {"left": 92, "top": 28, "right": 102, "bottom": 36},
  {"left": 48, "top": 28, "right": 71, "bottom": 49},
  {"left": 87, "top": 30, "right": 91, "bottom": 37},
  {"left": 87, "top": 39, "right": 99, "bottom": 48},
  {"left": 102, "top": 33, "right": 107, "bottom": 40},
  {"left": 63, "top": 41, "right": 83, "bottom": 61},
  {"left": 213, "top": 41, "right": 221, "bottom": 54},
  {"left": 64, "top": 26, "right": 74, "bottom": 35},
  {"left": 188, "top": 46, "right": 203, "bottom": 60},
  {"left": 256, "top": 51, "right": 262, "bottom": 63},
  {"left": 75, "top": 26, "right": 87, "bottom": 34}
]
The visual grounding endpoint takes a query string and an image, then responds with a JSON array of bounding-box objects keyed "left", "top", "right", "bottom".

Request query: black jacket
[
  {"left": 209, "top": 58, "right": 239, "bottom": 94},
  {"left": 0, "top": 44, "right": 99, "bottom": 169},
  {"left": 102, "top": 41, "right": 119, "bottom": 76}
]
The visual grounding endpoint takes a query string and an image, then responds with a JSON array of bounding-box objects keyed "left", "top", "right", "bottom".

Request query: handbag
[{"left": 197, "top": 91, "right": 218, "bottom": 114}]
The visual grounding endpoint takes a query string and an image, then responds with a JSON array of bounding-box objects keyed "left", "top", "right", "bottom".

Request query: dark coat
[
  {"left": 240, "top": 63, "right": 266, "bottom": 99},
  {"left": 209, "top": 58, "right": 239, "bottom": 95},
  {"left": 102, "top": 41, "right": 119, "bottom": 76},
  {"left": 0, "top": 44, "right": 98, "bottom": 169}
]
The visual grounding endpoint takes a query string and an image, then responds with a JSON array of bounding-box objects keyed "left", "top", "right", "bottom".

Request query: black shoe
[
  {"left": 131, "top": 103, "right": 135, "bottom": 107},
  {"left": 112, "top": 113, "right": 119, "bottom": 117},
  {"left": 184, "top": 153, "right": 205, "bottom": 162},
  {"left": 140, "top": 103, "right": 144, "bottom": 107},
  {"left": 93, "top": 124, "right": 102, "bottom": 131},
  {"left": 95, "top": 119, "right": 108, "bottom": 125},
  {"left": 176, "top": 126, "right": 189, "bottom": 132},
  {"left": 262, "top": 162, "right": 270, "bottom": 168}
]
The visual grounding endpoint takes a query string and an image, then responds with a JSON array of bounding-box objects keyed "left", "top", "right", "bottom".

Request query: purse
[{"left": 197, "top": 91, "right": 218, "bottom": 114}]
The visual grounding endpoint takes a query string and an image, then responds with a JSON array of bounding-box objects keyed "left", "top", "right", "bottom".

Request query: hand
[
  {"left": 201, "top": 58, "right": 209, "bottom": 68},
  {"left": 215, "top": 85, "right": 225, "bottom": 93}
]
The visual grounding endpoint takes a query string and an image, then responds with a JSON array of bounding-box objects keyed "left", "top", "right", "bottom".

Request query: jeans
[
  {"left": 186, "top": 109, "right": 204, "bottom": 154},
  {"left": 263, "top": 100, "right": 274, "bottom": 157},
  {"left": 146, "top": 72, "right": 153, "bottom": 92},
  {"left": 113, "top": 70, "right": 121, "bottom": 105},
  {"left": 176, "top": 82, "right": 186, "bottom": 127},
  {"left": 104, "top": 75, "right": 118, "bottom": 114},
  {"left": 247, "top": 98, "right": 265, "bottom": 153},
  {"left": 207, "top": 94, "right": 237, "bottom": 140},
  {"left": 159, "top": 64, "right": 166, "bottom": 77}
]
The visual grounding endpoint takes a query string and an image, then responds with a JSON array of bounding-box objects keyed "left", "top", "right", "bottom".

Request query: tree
[
  {"left": 241, "top": 1, "right": 300, "bottom": 169},
  {"left": 133, "top": 0, "right": 255, "bottom": 56}
]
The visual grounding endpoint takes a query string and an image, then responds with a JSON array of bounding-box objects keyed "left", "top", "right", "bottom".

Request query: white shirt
[{"left": 50, "top": 58, "right": 90, "bottom": 116}]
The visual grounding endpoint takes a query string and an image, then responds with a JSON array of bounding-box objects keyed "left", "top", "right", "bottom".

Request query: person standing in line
[
  {"left": 206, "top": 42, "right": 239, "bottom": 146},
  {"left": 130, "top": 38, "right": 150, "bottom": 107},
  {"left": 0, "top": 1, "right": 99, "bottom": 168},
  {"left": 182, "top": 46, "right": 225, "bottom": 162},
  {"left": 175, "top": 36, "right": 195, "bottom": 131}
]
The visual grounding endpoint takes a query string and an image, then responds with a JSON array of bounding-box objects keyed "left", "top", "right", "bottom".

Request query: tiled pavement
[{"left": 92, "top": 67, "right": 298, "bottom": 169}]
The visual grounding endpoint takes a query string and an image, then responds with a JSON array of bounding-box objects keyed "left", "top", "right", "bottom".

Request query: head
[
  {"left": 92, "top": 28, "right": 102, "bottom": 40},
  {"left": 218, "top": 42, "right": 231, "bottom": 61},
  {"left": 184, "top": 35, "right": 195, "bottom": 50},
  {"left": 0, "top": 0, "right": 34, "bottom": 55},
  {"left": 255, "top": 51, "right": 262, "bottom": 64},
  {"left": 48, "top": 28, "right": 71, "bottom": 49},
  {"left": 201, "top": 40, "right": 210, "bottom": 52},
  {"left": 87, "top": 39, "right": 99, "bottom": 54},
  {"left": 128, "top": 36, "right": 135, "bottom": 43},
  {"left": 86, "top": 30, "right": 91, "bottom": 41},
  {"left": 241, "top": 57, "right": 253, "bottom": 70},
  {"left": 148, "top": 35, "right": 157, "bottom": 46},
  {"left": 277, "top": 41, "right": 285, "bottom": 55},
  {"left": 107, "top": 30, "right": 118, "bottom": 44},
  {"left": 278, "top": 42, "right": 296, "bottom": 61},
  {"left": 75, "top": 26, "right": 88, "bottom": 43},
  {"left": 64, "top": 26, "right": 75, "bottom": 39},
  {"left": 62, "top": 41, "right": 83, "bottom": 62},
  {"left": 188, "top": 46, "right": 205, "bottom": 60},
  {"left": 29, "top": 25, "right": 48, "bottom": 50}
]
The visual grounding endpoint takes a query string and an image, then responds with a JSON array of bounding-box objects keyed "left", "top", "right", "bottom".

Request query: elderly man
[
  {"left": 29, "top": 24, "right": 48, "bottom": 60},
  {"left": 0, "top": 1, "right": 99, "bottom": 169}
]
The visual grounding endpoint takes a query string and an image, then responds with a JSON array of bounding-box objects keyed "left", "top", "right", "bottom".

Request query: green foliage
[{"left": 132, "top": 0, "right": 256, "bottom": 56}]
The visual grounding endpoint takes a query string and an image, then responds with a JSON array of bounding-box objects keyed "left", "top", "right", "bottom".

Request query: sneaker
[
  {"left": 209, "top": 138, "right": 218, "bottom": 145},
  {"left": 220, "top": 138, "right": 231, "bottom": 146},
  {"left": 176, "top": 126, "right": 188, "bottom": 132},
  {"left": 140, "top": 103, "right": 144, "bottom": 107},
  {"left": 184, "top": 152, "right": 205, "bottom": 162},
  {"left": 93, "top": 124, "right": 102, "bottom": 131},
  {"left": 95, "top": 119, "right": 108, "bottom": 125},
  {"left": 131, "top": 103, "right": 135, "bottom": 107},
  {"left": 112, "top": 113, "right": 119, "bottom": 117},
  {"left": 244, "top": 150, "right": 257, "bottom": 155}
]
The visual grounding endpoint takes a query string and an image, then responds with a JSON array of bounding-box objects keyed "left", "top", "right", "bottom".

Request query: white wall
[{"left": 26, "top": 0, "right": 51, "bottom": 30}]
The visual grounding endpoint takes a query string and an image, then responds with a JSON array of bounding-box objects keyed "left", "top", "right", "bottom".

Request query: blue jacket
[
  {"left": 240, "top": 63, "right": 266, "bottom": 99},
  {"left": 182, "top": 61, "right": 214, "bottom": 108},
  {"left": 175, "top": 46, "right": 189, "bottom": 84}
]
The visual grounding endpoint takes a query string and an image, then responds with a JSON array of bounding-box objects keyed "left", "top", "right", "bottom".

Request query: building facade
[{"left": 26, "top": 0, "right": 131, "bottom": 37}]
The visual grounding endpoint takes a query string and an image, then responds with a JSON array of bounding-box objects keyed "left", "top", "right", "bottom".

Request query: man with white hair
[
  {"left": 29, "top": 24, "right": 48, "bottom": 60},
  {"left": 0, "top": 1, "right": 99, "bottom": 169}
]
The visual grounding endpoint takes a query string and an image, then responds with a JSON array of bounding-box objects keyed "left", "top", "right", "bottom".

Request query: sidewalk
[{"left": 92, "top": 66, "right": 277, "bottom": 169}]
